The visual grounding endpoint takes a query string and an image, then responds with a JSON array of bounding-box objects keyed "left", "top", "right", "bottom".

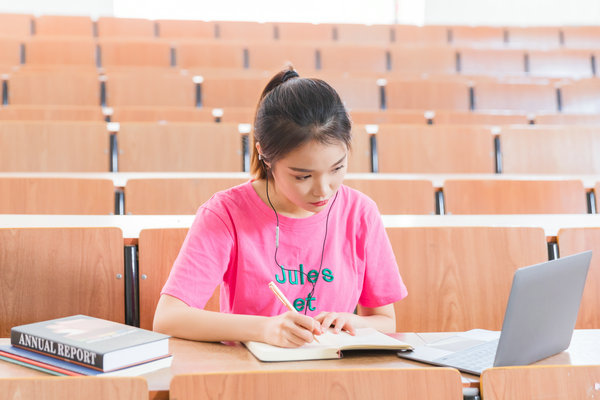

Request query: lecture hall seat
[
  {"left": 111, "top": 106, "right": 215, "bottom": 123},
  {"left": 376, "top": 125, "right": 495, "bottom": 173},
  {"left": 559, "top": 78, "right": 600, "bottom": 114},
  {"left": 275, "top": 22, "right": 334, "bottom": 42},
  {"left": 385, "top": 79, "right": 471, "bottom": 111},
  {"left": 481, "top": 365, "right": 600, "bottom": 400},
  {"left": 193, "top": 75, "right": 269, "bottom": 109},
  {"left": 32, "top": 15, "right": 94, "bottom": 37},
  {"left": 317, "top": 74, "right": 382, "bottom": 110},
  {"left": 0, "top": 377, "right": 148, "bottom": 400},
  {"left": 245, "top": 42, "right": 318, "bottom": 72},
  {"left": 528, "top": 49, "right": 594, "bottom": 78},
  {"left": 170, "top": 368, "right": 464, "bottom": 400},
  {"left": 458, "top": 48, "right": 526, "bottom": 76},
  {"left": 176, "top": 41, "right": 247, "bottom": 70},
  {"left": 389, "top": 47, "right": 457, "bottom": 75},
  {"left": 0, "top": 121, "right": 110, "bottom": 172},
  {"left": 443, "top": 179, "right": 588, "bottom": 214},
  {"left": 450, "top": 26, "right": 505, "bottom": 47},
  {"left": 557, "top": 228, "right": 600, "bottom": 329},
  {"left": 0, "top": 105, "right": 105, "bottom": 121},
  {"left": 138, "top": 228, "right": 220, "bottom": 330},
  {"left": 117, "top": 122, "right": 244, "bottom": 172},
  {"left": 432, "top": 110, "right": 530, "bottom": 125},
  {"left": 0, "top": 177, "right": 114, "bottom": 214},
  {"left": 386, "top": 226, "right": 548, "bottom": 332},
  {"left": 6, "top": 69, "right": 101, "bottom": 106},
  {"left": 500, "top": 126, "right": 600, "bottom": 174},
  {"left": 156, "top": 19, "right": 215, "bottom": 40},
  {"left": 0, "top": 13, "right": 32, "bottom": 38},
  {"left": 214, "top": 20, "right": 275, "bottom": 41},
  {"left": 505, "top": 26, "right": 561, "bottom": 49},
  {"left": 347, "top": 125, "right": 373, "bottom": 173},
  {"left": 394, "top": 25, "right": 449, "bottom": 46},
  {"left": 98, "top": 40, "right": 172, "bottom": 68},
  {"left": 349, "top": 109, "right": 427, "bottom": 124},
  {"left": 335, "top": 23, "right": 394, "bottom": 44},
  {"left": 23, "top": 38, "right": 97, "bottom": 67},
  {"left": 561, "top": 26, "right": 600, "bottom": 48},
  {"left": 104, "top": 69, "right": 195, "bottom": 107},
  {"left": 96, "top": 16, "right": 156, "bottom": 38},
  {"left": 473, "top": 80, "right": 558, "bottom": 113},
  {"left": 124, "top": 177, "right": 248, "bottom": 215},
  {"left": 343, "top": 179, "right": 436, "bottom": 214},
  {"left": 0, "top": 38, "right": 22, "bottom": 69},
  {"left": 533, "top": 113, "right": 600, "bottom": 125},
  {"left": 0, "top": 227, "right": 125, "bottom": 336},
  {"left": 318, "top": 44, "right": 390, "bottom": 74}
]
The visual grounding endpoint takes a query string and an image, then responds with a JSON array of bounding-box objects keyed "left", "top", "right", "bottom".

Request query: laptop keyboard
[{"left": 433, "top": 339, "right": 500, "bottom": 374}]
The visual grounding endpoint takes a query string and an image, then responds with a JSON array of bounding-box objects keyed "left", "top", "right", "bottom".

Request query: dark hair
[{"left": 251, "top": 67, "right": 352, "bottom": 179}]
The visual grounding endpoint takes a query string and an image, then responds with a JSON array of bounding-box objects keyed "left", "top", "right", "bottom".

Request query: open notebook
[{"left": 244, "top": 327, "right": 412, "bottom": 362}]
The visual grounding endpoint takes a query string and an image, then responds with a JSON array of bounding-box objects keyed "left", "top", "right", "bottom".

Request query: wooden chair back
[
  {"left": 474, "top": 81, "right": 557, "bottom": 112},
  {"left": 390, "top": 47, "right": 456, "bottom": 75},
  {"left": 459, "top": 48, "right": 525, "bottom": 76},
  {"left": 98, "top": 40, "right": 172, "bottom": 68},
  {"left": 557, "top": 228, "right": 600, "bottom": 328},
  {"left": 170, "top": 368, "right": 464, "bottom": 400},
  {"left": 125, "top": 177, "right": 248, "bottom": 214},
  {"left": 0, "top": 178, "right": 114, "bottom": 214},
  {"left": 156, "top": 19, "right": 214, "bottom": 40},
  {"left": 500, "top": 126, "right": 600, "bottom": 174},
  {"left": 96, "top": 17, "right": 156, "bottom": 38},
  {"left": 0, "top": 14, "right": 32, "bottom": 38},
  {"left": 444, "top": 179, "right": 588, "bottom": 214},
  {"left": 528, "top": 49, "right": 594, "bottom": 78},
  {"left": 138, "top": 228, "right": 220, "bottom": 330},
  {"left": 560, "top": 78, "right": 600, "bottom": 114},
  {"left": 481, "top": 365, "right": 600, "bottom": 400},
  {"left": 0, "top": 377, "right": 147, "bottom": 400},
  {"left": 24, "top": 38, "right": 97, "bottom": 66},
  {"left": 386, "top": 79, "right": 471, "bottom": 111},
  {"left": 344, "top": 179, "right": 435, "bottom": 214},
  {"left": 0, "top": 121, "right": 109, "bottom": 172},
  {"left": 33, "top": 15, "right": 93, "bottom": 37},
  {"left": 0, "top": 227, "right": 125, "bottom": 336},
  {"left": 376, "top": 125, "right": 495, "bottom": 173},
  {"left": 117, "top": 122, "right": 243, "bottom": 172},
  {"left": 387, "top": 226, "right": 548, "bottom": 331}
]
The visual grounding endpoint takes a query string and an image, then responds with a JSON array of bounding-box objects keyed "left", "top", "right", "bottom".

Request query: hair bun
[{"left": 282, "top": 69, "right": 299, "bottom": 83}]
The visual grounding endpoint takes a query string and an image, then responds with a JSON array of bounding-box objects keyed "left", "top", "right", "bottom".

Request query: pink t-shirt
[{"left": 161, "top": 180, "right": 407, "bottom": 317}]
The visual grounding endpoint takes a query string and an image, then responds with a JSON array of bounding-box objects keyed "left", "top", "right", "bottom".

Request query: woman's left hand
[{"left": 314, "top": 312, "right": 356, "bottom": 335}]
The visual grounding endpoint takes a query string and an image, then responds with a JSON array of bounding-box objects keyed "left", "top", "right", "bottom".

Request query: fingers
[
  {"left": 314, "top": 312, "right": 355, "bottom": 335},
  {"left": 277, "top": 312, "right": 320, "bottom": 347}
]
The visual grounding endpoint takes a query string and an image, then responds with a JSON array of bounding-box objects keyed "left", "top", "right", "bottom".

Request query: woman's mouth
[{"left": 310, "top": 199, "right": 329, "bottom": 207}]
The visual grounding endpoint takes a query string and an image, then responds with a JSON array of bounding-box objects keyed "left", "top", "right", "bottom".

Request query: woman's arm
[
  {"left": 153, "top": 294, "right": 322, "bottom": 347},
  {"left": 314, "top": 304, "right": 397, "bottom": 334}
]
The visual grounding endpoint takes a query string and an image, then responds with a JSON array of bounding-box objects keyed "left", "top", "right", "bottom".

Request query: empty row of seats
[
  {"left": 2, "top": 71, "right": 600, "bottom": 113},
  {"left": 1, "top": 176, "right": 598, "bottom": 215},
  {"left": 2, "top": 122, "right": 599, "bottom": 173},
  {"left": 1, "top": 38, "right": 599, "bottom": 77},
  {"left": 5, "top": 105, "right": 600, "bottom": 126},
  {"left": 1, "top": 14, "right": 599, "bottom": 48},
  {"left": 2, "top": 224, "right": 598, "bottom": 336}
]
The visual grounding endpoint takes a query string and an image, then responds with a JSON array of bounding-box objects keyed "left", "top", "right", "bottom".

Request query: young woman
[{"left": 153, "top": 68, "right": 407, "bottom": 348}]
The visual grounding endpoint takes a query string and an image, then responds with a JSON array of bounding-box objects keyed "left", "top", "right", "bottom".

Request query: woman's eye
[
  {"left": 333, "top": 165, "right": 345, "bottom": 172},
  {"left": 295, "top": 175, "right": 311, "bottom": 181}
]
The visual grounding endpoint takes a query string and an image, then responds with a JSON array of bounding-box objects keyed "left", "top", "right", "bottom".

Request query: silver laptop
[{"left": 397, "top": 251, "right": 592, "bottom": 375}]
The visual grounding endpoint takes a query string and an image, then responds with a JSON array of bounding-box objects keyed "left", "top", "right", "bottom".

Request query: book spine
[{"left": 10, "top": 329, "right": 104, "bottom": 370}]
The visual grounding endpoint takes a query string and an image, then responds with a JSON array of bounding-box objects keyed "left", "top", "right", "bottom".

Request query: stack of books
[{"left": 0, "top": 315, "right": 172, "bottom": 376}]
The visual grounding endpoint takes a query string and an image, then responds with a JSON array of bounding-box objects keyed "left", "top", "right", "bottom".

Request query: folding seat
[
  {"left": 376, "top": 125, "right": 495, "bottom": 173},
  {"left": 0, "top": 13, "right": 33, "bottom": 37},
  {"left": 500, "top": 125, "right": 600, "bottom": 174},
  {"left": 444, "top": 179, "right": 588, "bottom": 214},
  {"left": 32, "top": 15, "right": 94, "bottom": 37},
  {"left": 96, "top": 16, "right": 156, "bottom": 38},
  {"left": 473, "top": 80, "right": 557, "bottom": 112},
  {"left": 386, "top": 79, "right": 471, "bottom": 111},
  {"left": 528, "top": 49, "right": 594, "bottom": 78}
]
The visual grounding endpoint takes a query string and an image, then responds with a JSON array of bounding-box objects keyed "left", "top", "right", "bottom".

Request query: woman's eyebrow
[{"left": 288, "top": 154, "right": 347, "bottom": 173}]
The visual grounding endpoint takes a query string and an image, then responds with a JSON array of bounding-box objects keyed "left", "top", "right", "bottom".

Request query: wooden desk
[
  {"left": 2, "top": 330, "right": 599, "bottom": 399},
  {"left": 3, "top": 214, "right": 600, "bottom": 240},
  {"left": 0, "top": 172, "right": 598, "bottom": 189}
]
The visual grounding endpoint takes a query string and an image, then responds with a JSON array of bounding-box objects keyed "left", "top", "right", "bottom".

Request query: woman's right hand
[{"left": 262, "top": 312, "right": 322, "bottom": 348}]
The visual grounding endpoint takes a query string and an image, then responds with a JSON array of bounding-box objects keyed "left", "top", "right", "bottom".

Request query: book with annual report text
[
  {"left": 0, "top": 345, "right": 173, "bottom": 376},
  {"left": 10, "top": 315, "right": 170, "bottom": 372},
  {"left": 243, "top": 327, "right": 413, "bottom": 362}
]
